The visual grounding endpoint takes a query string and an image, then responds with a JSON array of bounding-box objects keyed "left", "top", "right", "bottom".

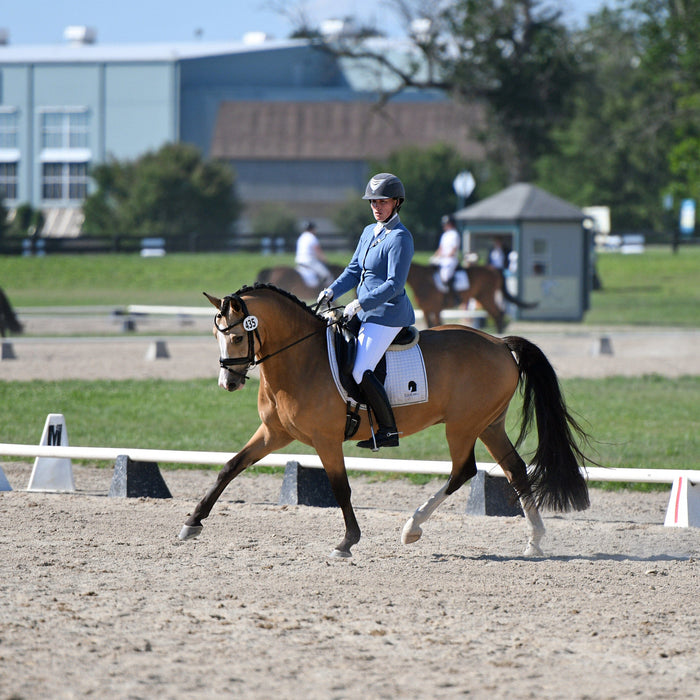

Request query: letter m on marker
[{"left": 48, "top": 424, "right": 62, "bottom": 445}]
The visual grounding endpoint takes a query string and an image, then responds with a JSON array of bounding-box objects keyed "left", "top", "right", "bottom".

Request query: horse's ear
[{"left": 203, "top": 292, "right": 221, "bottom": 310}]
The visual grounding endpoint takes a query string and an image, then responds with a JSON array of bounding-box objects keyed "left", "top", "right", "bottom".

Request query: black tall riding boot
[{"left": 356, "top": 370, "right": 399, "bottom": 449}]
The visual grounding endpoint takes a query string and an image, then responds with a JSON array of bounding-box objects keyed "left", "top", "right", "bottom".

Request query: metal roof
[
  {"left": 0, "top": 38, "right": 305, "bottom": 64},
  {"left": 455, "top": 183, "right": 585, "bottom": 222}
]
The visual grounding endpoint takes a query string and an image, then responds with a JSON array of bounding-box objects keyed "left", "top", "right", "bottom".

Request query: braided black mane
[{"left": 230, "top": 283, "right": 323, "bottom": 320}]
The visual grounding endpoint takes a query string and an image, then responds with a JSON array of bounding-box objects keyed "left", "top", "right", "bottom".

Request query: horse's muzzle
[{"left": 219, "top": 368, "right": 247, "bottom": 392}]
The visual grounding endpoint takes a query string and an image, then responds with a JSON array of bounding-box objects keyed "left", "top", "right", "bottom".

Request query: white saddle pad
[
  {"left": 433, "top": 269, "right": 470, "bottom": 293},
  {"left": 326, "top": 328, "right": 429, "bottom": 408}
]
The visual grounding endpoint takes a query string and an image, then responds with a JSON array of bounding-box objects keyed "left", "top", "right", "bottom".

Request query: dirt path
[{"left": 1, "top": 463, "right": 698, "bottom": 699}]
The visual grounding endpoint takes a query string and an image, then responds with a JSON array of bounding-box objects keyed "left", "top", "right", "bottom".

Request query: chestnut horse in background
[
  {"left": 256, "top": 264, "right": 345, "bottom": 301},
  {"left": 407, "top": 262, "right": 538, "bottom": 331},
  {"left": 179, "top": 284, "right": 592, "bottom": 559}
]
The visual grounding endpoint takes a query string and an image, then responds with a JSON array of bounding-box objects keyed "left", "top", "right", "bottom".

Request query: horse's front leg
[
  {"left": 179, "top": 425, "right": 290, "bottom": 541},
  {"left": 315, "top": 441, "right": 360, "bottom": 558}
]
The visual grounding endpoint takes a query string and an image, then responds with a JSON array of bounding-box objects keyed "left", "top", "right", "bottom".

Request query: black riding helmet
[{"left": 362, "top": 173, "right": 405, "bottom": 218}]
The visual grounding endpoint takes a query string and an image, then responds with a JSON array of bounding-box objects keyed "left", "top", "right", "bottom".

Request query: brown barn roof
[{"left": 210, "top": 100, "right": 484, "bottom": 161}]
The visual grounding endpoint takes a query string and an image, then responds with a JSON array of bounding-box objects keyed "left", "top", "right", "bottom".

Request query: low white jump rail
[
  {"left": 0, "top": 443, "right": 697, "bottom": 484},
  {"left": 125, "top": 305, "right": 488, "bottom": 322}
]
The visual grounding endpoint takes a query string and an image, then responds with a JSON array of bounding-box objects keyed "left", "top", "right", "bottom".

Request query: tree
[
  {"left": 317, "top": 0, "right": 580, "bottom": 183},
  {"left": 0, "top": 197, "right": 7, "bottom": 244},
  {"left": 536, "top": 1, "right": 700, "bottom": 232},
  {"left": 4, "top": 202, "right": 44, "bottom": 238},
  {"left": 251, "top": 204, "right": 298, "bottom": 241},
  {"left": 331, "top": 190, "right": 372, "bottom": 247},
  {"left": 82, "top": 143, "right": 241, "bottom": 247},
  {"left": 638, "top": 0, "right": 700, "bottom": 221},
  {"left": 372, "top": 143, "right": 495, "bottom": 249}
]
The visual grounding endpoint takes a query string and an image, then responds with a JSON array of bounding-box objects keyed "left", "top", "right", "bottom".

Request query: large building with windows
[{"left": 0, "top": 28, "right": 483, "bottom": 238}]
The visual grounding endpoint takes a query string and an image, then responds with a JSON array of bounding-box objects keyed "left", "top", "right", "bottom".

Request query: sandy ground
[
  {"left": 0, "top": 463, "right": 699, "bottom": 700},
  {"left": 1, "top": 312, "right": 699, "bottom": 698}
]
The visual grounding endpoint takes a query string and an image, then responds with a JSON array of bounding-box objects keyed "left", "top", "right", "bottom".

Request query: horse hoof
[
  {"left": 401, "top": 519, "right": 422, "bottom": 545},
  {"left": 523, "top": 542, "right": 544, "bottom": 557},
  {"left": 329, "top": 548, "right": 352, "bottom": 559},
  {"left": 178, "top": 524, "right": 203, "bottom": 541}
]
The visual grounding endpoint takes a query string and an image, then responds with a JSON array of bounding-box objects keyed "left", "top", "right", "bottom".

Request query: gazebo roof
[{"left": 455, "top": 183, "right": 584, "bottom": 222}]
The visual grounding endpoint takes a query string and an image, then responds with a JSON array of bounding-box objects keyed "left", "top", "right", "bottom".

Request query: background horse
[
  {"left": 0, "top": 286, "right": 23, "bottom": 337},
  {"left": 180, "top": 284, "right": 592, "bottom": 559},
  {"left": 256, "top": 263, "right": 345, "bottom": 301},
  {"left": 407, "top": 262, "right": 537, "bottom": 332}
]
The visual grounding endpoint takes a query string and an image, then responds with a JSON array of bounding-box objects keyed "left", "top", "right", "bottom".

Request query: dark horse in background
[
  {"left": 407, "top": 262, "right": 538, "bottom": 332},
  {"left": 256, "top": 263, "right": 345, "bottom": 301},
  {"left": 0, "top": 287, "right": 23, "bottom": 337},
  {"left": 179, "top": 284, "right": 592, "bottom": 559}
]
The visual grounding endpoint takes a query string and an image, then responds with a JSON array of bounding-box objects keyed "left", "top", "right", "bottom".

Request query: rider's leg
[
  {"left": 352, "top": 323, "right": 401, "bottom": 449},
  {"left": 356, "top": 370, "right": 399, "bottom": 448}
]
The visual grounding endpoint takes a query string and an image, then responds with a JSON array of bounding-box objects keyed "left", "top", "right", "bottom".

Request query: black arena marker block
[
  {"left": 108, "top": 455, "right": 172, "bottom": 499},
  {"left": 278, "top": 461, "right": 337, "bottom": 508},
  {"left": 465, "top": 470, "right": 523, "bottom": 517}
]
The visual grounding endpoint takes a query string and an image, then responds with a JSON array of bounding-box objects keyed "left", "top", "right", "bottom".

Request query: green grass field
[
  {"left": 1, "top": 245, "right": 699, "bottom": 326},
  {"left": 1, "top": 246, "right": 698, "bottom": 483},
  {"left": 2, "top": 375, "right": 697, "bottom": 483}
]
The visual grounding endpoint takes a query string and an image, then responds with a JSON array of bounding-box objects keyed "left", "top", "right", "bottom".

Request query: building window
[
  {"left": 0, "top": 162, "right": 18, "bottom": 200},
  {"left": 0, "top": 110, "right": 19, "bottom": 149},
  {"left": 532, "top": 238, "right": 550, "bottom": 276},
  {"left": 42, "top": 162, "right": 89, "bottom": 201},
  {"left": 40, "top": 109, "right": 89, "bottom": 150}
]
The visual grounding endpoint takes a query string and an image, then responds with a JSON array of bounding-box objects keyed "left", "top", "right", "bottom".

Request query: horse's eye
[
  {"left": 233, "top": 336, "right": 244, "bottom": 344},
  {"left": 216, "top": 313, "right": 222, "bottom": 319}
]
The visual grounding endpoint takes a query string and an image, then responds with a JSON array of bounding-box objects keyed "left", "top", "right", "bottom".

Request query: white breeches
[
  {"left": 439, "top": 258, "right": 459, "bottom": 284},
  {"left": 352, "top": 322, "right": 400, "bottom": 384}
]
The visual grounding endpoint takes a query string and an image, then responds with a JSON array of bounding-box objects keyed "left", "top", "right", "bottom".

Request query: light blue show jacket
[{"left": 329, "top": 216, "right": 415, "bottom": 328}]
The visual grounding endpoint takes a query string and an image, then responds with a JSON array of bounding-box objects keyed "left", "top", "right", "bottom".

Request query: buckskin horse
[
  {"left": 407, "top": 262, "right": 538, "bottom": 331},
  {"left": 255, "top": 263, "right": 345, "bottom": 301},
  {"left": 179, "top": 283, "right": 591, "bottom": 558}
]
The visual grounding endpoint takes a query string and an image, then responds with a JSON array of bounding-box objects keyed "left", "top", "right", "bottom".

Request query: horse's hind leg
[
  {"left": 401, "top": 434, "right": 478, "bottom": 545},
  {"left": 479, "top": 418, "right": 545, "bottom": 556}
]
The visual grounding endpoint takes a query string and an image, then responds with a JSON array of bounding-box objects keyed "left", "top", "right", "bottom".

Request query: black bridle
[{"left": 215, "top": 293, "right": 335, "bottom": 376}]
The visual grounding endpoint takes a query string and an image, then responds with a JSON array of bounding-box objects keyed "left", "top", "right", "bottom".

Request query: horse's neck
[{"left": 256, "top": 295, "right": 323, "bottom": 360}]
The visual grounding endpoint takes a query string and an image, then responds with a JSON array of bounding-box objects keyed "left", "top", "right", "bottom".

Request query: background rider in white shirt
[
  {"left": 430, "top": 215, "right": 461, "bottom": 302},
  {"left": 295, "top": 221, "right": 332, "bottom": 287}
]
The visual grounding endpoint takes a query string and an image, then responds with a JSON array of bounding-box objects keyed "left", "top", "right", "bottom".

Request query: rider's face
[{"left": 370, "top": 198, "right": 396, "bottom": 222}]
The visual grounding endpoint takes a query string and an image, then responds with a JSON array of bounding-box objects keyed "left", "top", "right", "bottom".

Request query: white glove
[
  {"left": 317, "top": 288, "right": 333, "bottom": 305},
  {"left": 343, "top": 299, "right": 362, "bottom": 320}
]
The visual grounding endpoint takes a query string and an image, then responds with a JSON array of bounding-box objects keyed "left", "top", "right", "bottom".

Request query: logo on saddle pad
[{"left": 326, "top": 328, "right": 428, "bottom": 407}]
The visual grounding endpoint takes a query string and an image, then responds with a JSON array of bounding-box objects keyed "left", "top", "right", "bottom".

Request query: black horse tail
[
  {"left": 0, "top": 287, "right": 23, "bottom": 336},
  {"left": 500, "top": 272, "right": 538, "bottom": 309},
  {"left": 503, "top": 335, "right": 590, "bottom": 512}
]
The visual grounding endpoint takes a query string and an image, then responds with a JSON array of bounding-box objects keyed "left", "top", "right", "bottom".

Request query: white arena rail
[{"left": 0, "top": 442, "right": 697, "bottom": 484}]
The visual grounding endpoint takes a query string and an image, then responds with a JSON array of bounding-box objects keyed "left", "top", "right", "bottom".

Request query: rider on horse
[
  {"left": 317, "top": 173, "right": 415, "bottom": 450},
  {"left": 429, "top": 214, "right": 462, "bottom": 305},
  {"left": 295, "top": 221, "right": 333, "bottom": 288}
]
